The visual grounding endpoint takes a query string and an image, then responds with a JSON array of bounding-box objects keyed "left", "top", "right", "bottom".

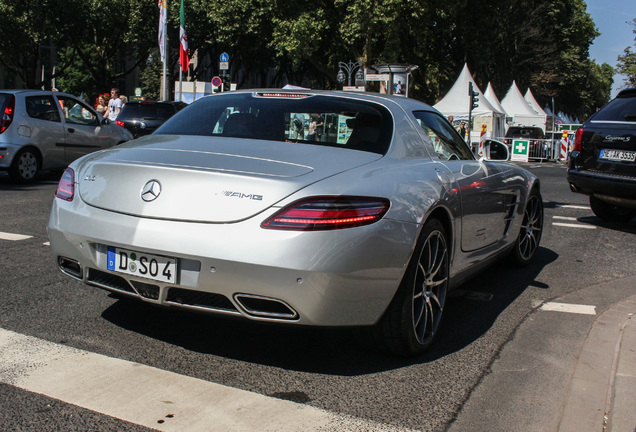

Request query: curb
[{"left": 557, "top": 295, "right": 636, "bottom": 432}]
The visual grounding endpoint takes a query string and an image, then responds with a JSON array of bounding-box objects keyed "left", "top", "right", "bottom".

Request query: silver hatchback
[{"left": 0, "top": 90, "right": 133, "bottom": 182}]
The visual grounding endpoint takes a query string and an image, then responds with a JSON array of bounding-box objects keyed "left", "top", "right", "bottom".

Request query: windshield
[{"left": 156, "top": 92, "right": 394, "bottom": 155}]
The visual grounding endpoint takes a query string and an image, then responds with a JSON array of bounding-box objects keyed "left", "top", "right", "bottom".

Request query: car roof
[
  {"left": 198, "top": 88, "right": 439, "bottom": 115},
  {"left": 0, "top": 89, "right": 81, "bottom": 99}
]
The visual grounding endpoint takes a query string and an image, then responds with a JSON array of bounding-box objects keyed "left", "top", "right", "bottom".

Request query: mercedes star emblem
[{"left": 141, "top": 180, "right": 162, "bottom": 202}]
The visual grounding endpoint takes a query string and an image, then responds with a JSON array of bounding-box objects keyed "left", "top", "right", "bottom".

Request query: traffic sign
[
  {"left": 219, "top": 61, "right": 229, "bottom": 70},
  {"left": 511, "top": 139, "right": 529, "bottom": 162},
  {"left": 365, "top": 73, "right": 390, "bottom": 81},
  {"left": 212, "top": 76, "right": 222, "bottom": 87},
  {"left": 220, "top": 53, "right": 229, "bottom": 62}
]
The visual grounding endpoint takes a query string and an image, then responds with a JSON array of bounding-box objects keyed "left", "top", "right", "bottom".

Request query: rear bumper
[
  {"left": 567, "top": 169, "right": 636, "bottom": 208},
  {"left": 48, "top": 197, "right": 417, "bottom": 327}
]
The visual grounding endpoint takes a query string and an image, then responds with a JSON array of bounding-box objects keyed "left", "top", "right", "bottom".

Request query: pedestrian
[
  {"left": 120, "top": 95, "right": 128, "bottom": 106},
  {"left": 95, "top": 95, "right": 107, "bottom": 116},
  {"left": 307, "top": 115, "right": 317, "bottom": 141},
  {"left": 291, "top": 113, "right": 305, "bottom": 140},
  {"left": 314, "top": 114, "right": 324, "bottom": 142},
  {"left": 459, "top": 121, "right": 467, "bottom": 141},
  {"left": 105, "top": 88, "right": 123, "bottom": 121}
]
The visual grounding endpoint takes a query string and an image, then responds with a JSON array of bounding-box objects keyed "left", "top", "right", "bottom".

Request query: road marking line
[
  {"left": 556, "top": 205, "right": 591, "bottom": 210},
  {"left": 0, "top": 328, "right": 409, "bottom": 432},
  {"left": 540, "top": 302, "right": 597, "bottom": 315},
  {"left": 0, "top": 232, "right": 32, "bottom": 241},
  {"left": 553, "top": 216, "right": 578, "bottom": 220},
  {"left": 43, "top": 242, "right": 50, "bottom": 246},
  {"left": 552, "top": 222, "right": 596, "bottom": 229}
]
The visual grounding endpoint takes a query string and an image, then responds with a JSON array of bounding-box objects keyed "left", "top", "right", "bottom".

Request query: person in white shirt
[{"left": 105, "top": 88, "right": 123, "bottom": 121}]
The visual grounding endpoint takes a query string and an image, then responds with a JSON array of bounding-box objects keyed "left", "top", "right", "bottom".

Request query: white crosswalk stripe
[
  {"left": 0, "top": 231, "right": 32, "bottom": 241},
  {"left": 0, "top": 328, "right": 414, "bottom": 432}
]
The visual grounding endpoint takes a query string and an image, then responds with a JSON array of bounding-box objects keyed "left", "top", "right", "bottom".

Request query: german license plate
[
  {"left": 600, "top": 149, "right": 636, "bottom": 162},
  {"left": 107, "top": 246, "right": 177, "bottom": 283}
]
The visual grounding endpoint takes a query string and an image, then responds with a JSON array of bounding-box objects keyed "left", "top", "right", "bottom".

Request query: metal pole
[{"left": 179, "top": 68, "right": 183, "bottom": 102}]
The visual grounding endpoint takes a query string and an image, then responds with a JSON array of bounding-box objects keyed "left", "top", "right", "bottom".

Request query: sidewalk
[
  {"left": 558, "top": 295, "right": 636, "bottom": 432},
  {"left": 448, "top": 276, "right": 636, "bottom": 432}
]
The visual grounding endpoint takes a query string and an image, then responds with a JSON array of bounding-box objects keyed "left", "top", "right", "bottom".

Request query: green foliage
[
  {"left": 0, "top": 0, "right": 615, "bottom": 118},
  {"left": 616, "top": 18, "right": 636, "bottom": 89}
]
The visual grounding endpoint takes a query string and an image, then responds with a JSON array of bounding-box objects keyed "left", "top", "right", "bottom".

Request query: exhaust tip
[
  {"left": 58, "top": 257, "right": 82, "bottom": 280},
  {"left": 234, "top": 294, "right": 299, "bottom": 320}
]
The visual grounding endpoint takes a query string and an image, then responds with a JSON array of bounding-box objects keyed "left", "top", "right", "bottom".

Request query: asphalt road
[{"left": 0, "top": 162, "right": 634, "bottom": 432}]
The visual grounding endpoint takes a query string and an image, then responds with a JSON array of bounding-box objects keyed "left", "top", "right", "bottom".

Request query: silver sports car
[{"left": 48, "top": 90, "right": 543, "bottom": 355}]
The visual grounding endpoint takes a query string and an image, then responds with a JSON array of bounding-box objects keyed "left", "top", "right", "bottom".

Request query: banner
[
  {"left": 158, "top": 0, "right": 167, "bottom": 63},
  {"left": 179, "top": 0, "right": 189, "bottom": 72}
]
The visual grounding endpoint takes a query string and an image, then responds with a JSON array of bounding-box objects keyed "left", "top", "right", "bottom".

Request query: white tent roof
[
  {"left": 524, "top": 88, "right": 547, "bottom": 116},
  {"left": 433, "top": 64, "right": 503, "bottom": 117},
  {"left": 484, "top": 83, "right": 507, "bottom": 116},
  {"left": 501, "top": 81, "right": 546, "bottom": 130}
]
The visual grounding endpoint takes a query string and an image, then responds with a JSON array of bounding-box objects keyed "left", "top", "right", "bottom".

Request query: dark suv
[
  {"left": 567, "top": 88, "right": 636, "bottom": 222},
  {"left": 115, "top": 101, "right": 186, "bottom": 138},
  {"left": 504, "top": 126, "right": 545, "bottom": 146}
]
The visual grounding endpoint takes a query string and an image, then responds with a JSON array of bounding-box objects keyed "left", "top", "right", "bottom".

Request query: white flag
[{"left": 158, "top": 0, "right": 167, "bottom": 63}]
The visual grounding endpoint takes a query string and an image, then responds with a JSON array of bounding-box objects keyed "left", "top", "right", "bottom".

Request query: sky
[{"left": 586, "top": 0, "right": 636, "bottom": 96}]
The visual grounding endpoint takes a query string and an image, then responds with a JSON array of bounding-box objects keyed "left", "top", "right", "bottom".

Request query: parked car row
[
  {"left": 0, "top": 90, "right": 133, "bottom": 182},
  {"left": 0, "top": 91, "right": 186, "bottom": 182}
]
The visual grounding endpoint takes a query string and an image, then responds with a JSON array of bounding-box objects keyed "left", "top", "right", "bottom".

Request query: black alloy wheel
[
  {"left": 509, "top": 189, "right": 543, "bottom": 266},
  {"left": 373, "top": 218, "right": 449, "bottom": 355}
]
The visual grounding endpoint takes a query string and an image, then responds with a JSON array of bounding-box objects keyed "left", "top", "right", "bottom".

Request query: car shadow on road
[{"left": 101, "top": 246, "right": 558, "bottom": 376}]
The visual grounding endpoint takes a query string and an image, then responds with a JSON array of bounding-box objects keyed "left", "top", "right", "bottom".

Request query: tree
[
  {"left": 0, "top": 0, "right": 64, "bottom": 88},
  {"left": 616, "top": 18, "right": 636, "bottom": 89}
]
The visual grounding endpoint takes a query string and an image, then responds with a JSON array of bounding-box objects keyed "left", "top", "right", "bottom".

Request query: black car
[
  {"left": 503, "top": 126, "right": 545, "bottom": 146},
  {"left": 567, "top": 88, "right": 636, "bottom": 222},
  {"left": 115, "top": 101, "right": 187, "bottom": 138}
]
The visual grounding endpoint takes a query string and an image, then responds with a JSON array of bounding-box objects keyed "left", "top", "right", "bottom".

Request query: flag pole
[{"left": 162, "top": 31, "right": 168, "bottom": 101}]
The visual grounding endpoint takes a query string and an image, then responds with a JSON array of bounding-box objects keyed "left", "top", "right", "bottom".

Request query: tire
[
  {"left": 9, "top": 148, "right": 40, "bottom": 183},
  {"left": 372, "top": 218, "right": 449, "bottom": 355},
  {"left": 508, "top": 188, "right": 543, "bottom": 266},
  {"left": 589, "top": 196, "right": 636, "bottom": 223}
]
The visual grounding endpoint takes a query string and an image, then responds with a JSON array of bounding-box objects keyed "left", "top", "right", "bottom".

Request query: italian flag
[{"left": 179, "top": 0, "right": 189, "bottom": 73}]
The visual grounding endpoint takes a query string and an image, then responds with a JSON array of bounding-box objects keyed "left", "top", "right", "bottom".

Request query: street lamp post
[{"left": 337, "top": 60, "right": 362, "bottom": 87}]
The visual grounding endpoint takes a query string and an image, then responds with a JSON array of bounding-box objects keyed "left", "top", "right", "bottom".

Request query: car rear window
[
  {"left": 0, "top": 93, "right": 11, "bottom": 111},
  {"left": 591, "top": 93, "right": 636, "bottom": 122},
  {"left": 155, "top": 92, "right": 394, "bottom": 155},
  {"left": 505, "top": 127, "right": 544, "bottom": 138},
  {"left": 117, "top": 103, "right": 177, "bottom": 121}
]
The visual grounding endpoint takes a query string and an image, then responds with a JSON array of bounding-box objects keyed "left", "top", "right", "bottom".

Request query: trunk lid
[{"left": 77, "top": 135, "right": 380, "bottom": 223}]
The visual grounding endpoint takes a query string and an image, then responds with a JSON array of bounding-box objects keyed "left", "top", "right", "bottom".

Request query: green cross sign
[{"left": 511, "top": 139, "right": 529, "bottom": 162}]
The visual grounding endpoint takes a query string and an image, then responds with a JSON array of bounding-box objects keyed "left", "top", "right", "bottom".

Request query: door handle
[{"left": 68, "top": 128, "right": 75, "bottom": 133}]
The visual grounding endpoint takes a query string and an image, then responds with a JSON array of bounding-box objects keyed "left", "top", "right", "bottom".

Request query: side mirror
[
  {"left": 101, "top": 118, "right": 111, "bottom": 125},
  {"left": 483, "top": 139, "right": 510, "bottom": 161}
]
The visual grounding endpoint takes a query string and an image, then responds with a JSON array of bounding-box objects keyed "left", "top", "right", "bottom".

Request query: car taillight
[
  {"left": 55, "top": 168, "right": 75, "bottom": 201},
  {"left": 115, "top": 120, "right": 125, "bottom": 127},
  {"left": 0, "top": 95, "right": 15, "bottom": 134},
  {"left": 572, "top": 128, "right": 583, "bottom": 152},
  {"left": 262, "top": 196, "right": 390, "bottom": 231}
]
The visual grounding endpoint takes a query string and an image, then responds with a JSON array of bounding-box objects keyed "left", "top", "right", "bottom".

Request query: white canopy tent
[
  {"left": 524, "top": 88, "right": 548, "bottom": 129},
  {"left": 433, "top": 64, "right": 506, "bottom": 138},
  {"left": 501, "top": 81, "right": 546, "bottom": 132}
]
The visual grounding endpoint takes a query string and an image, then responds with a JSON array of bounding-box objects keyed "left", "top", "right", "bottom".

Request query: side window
[
  {"left": 58, "top": 96, "right": 99, "bottom": 126},
  {"left": 412, "top": 111, "right": 474, "bottom": 161},
  {"left": 25, "top": 96, "right": 61, "bottom": 122}
]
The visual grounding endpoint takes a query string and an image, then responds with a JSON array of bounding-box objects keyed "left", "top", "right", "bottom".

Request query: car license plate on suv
[
  {"left": 107, "top": 246, "right": 177, "bottom": 283},
  {"left": 599, "top": 149, "right": 636, "bottom": 162}
]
